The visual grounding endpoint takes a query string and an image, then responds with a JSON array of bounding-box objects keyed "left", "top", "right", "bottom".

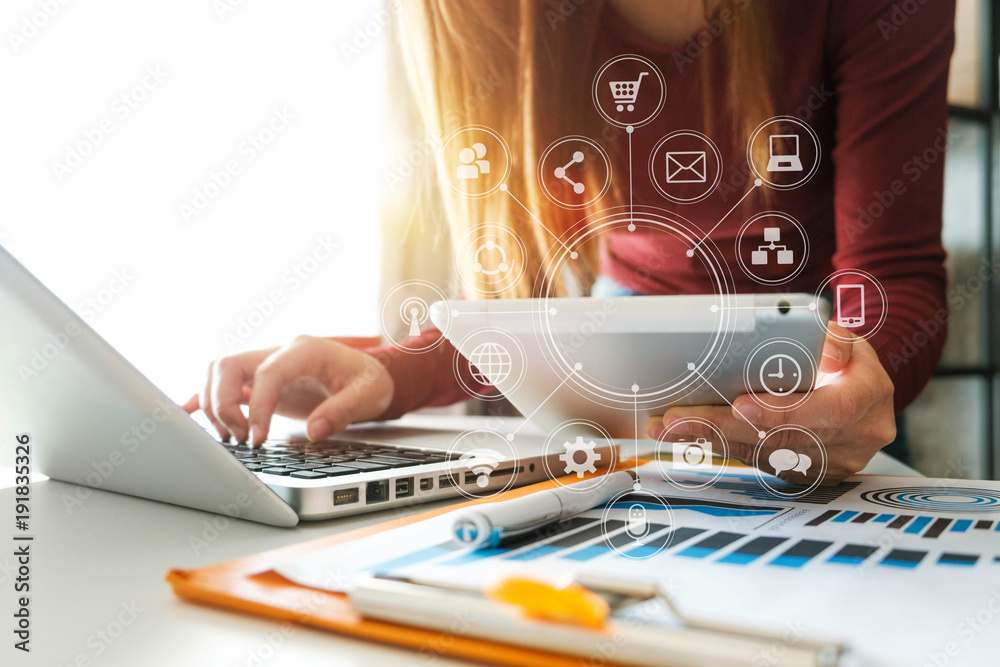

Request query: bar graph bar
[
  {"left": 851, "top": 512, "right": 876, "bottom": 524},
  {"left": 828, "top": 544, "right": 879, "bottom": 566},
  {"left": 831, "top": 511, "right": 858, "bottom": 523},
  {"left": 770, "top": 540, "right": 833, "bottom": 568},
  {"left": 903, "top": 516, "right": 933, "bottom": 534},
  {"left": 951, "top": 519, "right": 972, "bottom": 533},
  {"left": 370, "top": 543, "right": 461, "bottom": 573},
  {"left": 506, "top": 520, "right": 621, "bottom": 561},
  {"left": 805, "top": 510, "right": 839, "bottom": 526},
  {"left": 938, "top": 552, "right": 979, "bottom": 567},
  {"left": 881, "top": 549, "right": 927, "bottom": 568},
  {"left": 923, "top": 518, "right": 953, "bottom": 539},
  {"left": 676, "top": 532, "right": 745, "bottom": 559},
  {"left": 888, "top": 515, "right": 914, "bottom": 529},
  {"left": 626, "top": 527, "right": 706, "bottom": 559},
  {"left": 974, "top": 520, "right": 993, "bottom": 530},
  {"left": 718, "top": 536, "right": 788, "bottom": 565},
  {"left": 562, "top": 523, "right": 669, "bottom": 562},
  {"left": 872, "top": 514, "right": 894, "bottom": 524}
]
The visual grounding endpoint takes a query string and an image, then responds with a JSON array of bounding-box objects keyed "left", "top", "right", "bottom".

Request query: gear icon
[{"left": 559, "top": 436, "right": 601, "bottom": 478}]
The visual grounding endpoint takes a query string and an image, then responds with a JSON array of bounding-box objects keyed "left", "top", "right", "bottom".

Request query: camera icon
[{"left": 671, "top": 438, "right": 713, "bottom": 470}]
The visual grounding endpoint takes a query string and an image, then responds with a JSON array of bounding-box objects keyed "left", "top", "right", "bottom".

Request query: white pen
[{"left": 452, "top": 470, "right": 637, "bottom": 549}]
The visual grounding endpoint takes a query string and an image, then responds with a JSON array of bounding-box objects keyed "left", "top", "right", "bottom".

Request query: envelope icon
[{"left": 665, "top": 151, "right": 707, "bottom": 184}]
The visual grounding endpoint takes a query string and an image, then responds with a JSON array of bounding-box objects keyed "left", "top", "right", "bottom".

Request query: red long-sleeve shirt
[{"left": 368, "top": 0, "right": 954, "bottom": 419}]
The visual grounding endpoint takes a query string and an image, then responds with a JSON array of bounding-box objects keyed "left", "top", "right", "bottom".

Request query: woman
[{"left": 185, "top": 0, "right": 954, "bottom": 482}]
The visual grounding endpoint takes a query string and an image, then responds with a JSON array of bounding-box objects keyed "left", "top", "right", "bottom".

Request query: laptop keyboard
[{"left": 222, "top": 438, "right": 452, "bottom": 480}]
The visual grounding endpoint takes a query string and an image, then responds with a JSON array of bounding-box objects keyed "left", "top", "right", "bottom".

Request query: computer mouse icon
[{"left": 626, "top": 503, "right": 649, "bottom": 539}]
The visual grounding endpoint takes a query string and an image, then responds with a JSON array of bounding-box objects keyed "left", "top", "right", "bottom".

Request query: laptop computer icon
[{"left": 767, "top": 134, "right": 803, "bottom": 172}]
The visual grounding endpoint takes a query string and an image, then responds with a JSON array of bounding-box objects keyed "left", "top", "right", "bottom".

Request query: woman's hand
[
  {"left": 183, "top": 335, "right": 394, "bottom": 446},
  {"left": 647, "top": 323, "right": 897, "bottom": 485}
]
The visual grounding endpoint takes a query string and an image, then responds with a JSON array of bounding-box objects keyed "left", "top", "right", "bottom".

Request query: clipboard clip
[{"left": 350, "top": 572, "right": 851, "bottom": 667}]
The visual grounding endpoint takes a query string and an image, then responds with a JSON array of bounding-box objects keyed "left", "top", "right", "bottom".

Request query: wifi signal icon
[{"left": 459, "top": 449, "right": 503, "bottom": 488}]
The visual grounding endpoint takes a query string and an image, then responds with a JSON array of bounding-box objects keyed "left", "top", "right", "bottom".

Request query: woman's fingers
[
  {"left": 246, "top": 337, "right": 394, "bottom": 445},
  {"left": 818, "top": 323, "right": 855, "bottom": 374},
  {"left": 199, "top": 362, "right": 231, "bottom": 441},
  {"left": 647, "top": 333, "right": 896, "bottom": 485},
  {"left": 305, "top": 362, "right": 393, "bottom": 440},
  {"left": 181, "top": 393, "right": 200, "bottom": 414},
  {"left": 210, "top": 355, "right": 258, "bottom": 443}
]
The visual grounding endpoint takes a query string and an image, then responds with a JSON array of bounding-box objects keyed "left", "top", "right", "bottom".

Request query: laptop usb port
[
  {"left": 438, "top": 473, "right": 460, "bottom": 489},
  {"left": 333, "top": 488, "right": 359, "bottom": 506},
  {"left": 419, "top": 478, "right": 433, "bottom": 491},
  {"left": 395, "top": 477, "right": 414, "bottom": 498}
]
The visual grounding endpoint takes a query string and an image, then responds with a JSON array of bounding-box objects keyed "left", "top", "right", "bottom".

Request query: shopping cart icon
[{"left": 609, "top": 72, "right": 648, "bottom": 112}]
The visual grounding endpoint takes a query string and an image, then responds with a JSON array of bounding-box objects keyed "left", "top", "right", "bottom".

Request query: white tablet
[{"left": 432, "top": 293, "right": 831, "bottom": 439}]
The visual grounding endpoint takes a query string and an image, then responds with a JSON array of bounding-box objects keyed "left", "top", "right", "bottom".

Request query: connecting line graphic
[
  {"left": 686, "top": 362, "right": 766, "bottom": 439},
  {"left": 709, "top": 303, "right": 817, "bottom": 312},
  {"left": 502, "top": 185, "right": 578, "bottom": 259},
  {"left": 506, "top": 363, "right": 582, "bottom": 440},
  {"left": 687, "top": 179, "right": 761, "bottom": 256},
  {"left": 627, "top": 127, "right": 634, "bottom": 227},
  {"left": 632, "top": 385, "right": 641, "bottom": 479},
  {"left": 452, "top": 309, "right": 554, "bottom": 317}
]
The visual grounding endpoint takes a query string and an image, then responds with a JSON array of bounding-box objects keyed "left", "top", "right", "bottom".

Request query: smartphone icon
[{"left": 837, "top": 284, "right": 865, "bottom": 328}]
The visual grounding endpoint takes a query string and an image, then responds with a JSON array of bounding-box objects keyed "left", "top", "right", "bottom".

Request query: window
[{"left": 0, "top": 0, "right": 388, "bottom": 399}]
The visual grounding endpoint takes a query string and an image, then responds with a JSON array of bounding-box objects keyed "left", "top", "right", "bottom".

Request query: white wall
[{"left": 1, "top": 0, "right": 390, "bottom": 401}]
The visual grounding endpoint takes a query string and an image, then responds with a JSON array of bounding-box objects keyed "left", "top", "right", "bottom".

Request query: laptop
[
  {"left": 766, "top": 134, "right": 803, "bottom": 172},
  {"left": 0, "top": 247, "right": 595, "bottom": 526}
]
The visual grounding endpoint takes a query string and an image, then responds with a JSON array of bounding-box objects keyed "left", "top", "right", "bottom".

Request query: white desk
[{"left": 0, "top": 415, "right": 918, "bottom": 667}]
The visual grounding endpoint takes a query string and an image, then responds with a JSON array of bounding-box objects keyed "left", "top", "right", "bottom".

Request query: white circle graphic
[
  {"left": 592, "top": 55, "right": 666, "bottom": 129},
  {"left": 747, "top": 116, "right": 822, "bottom": 191},
  {"left": 441, "top": 125, "right": 512, "bottom": 199}
]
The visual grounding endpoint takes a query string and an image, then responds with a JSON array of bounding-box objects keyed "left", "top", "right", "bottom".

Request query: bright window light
[{"left": 1, "top": 0, "right": 388, "bottom": 401}]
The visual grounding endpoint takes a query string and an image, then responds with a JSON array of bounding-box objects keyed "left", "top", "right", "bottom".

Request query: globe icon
[{"left": 469, "top": 342, "right": 512, "bottom": 385}]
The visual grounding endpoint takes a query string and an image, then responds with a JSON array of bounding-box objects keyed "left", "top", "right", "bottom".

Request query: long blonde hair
[{"left": 393, "top": 0, "right": 774, "bottom": 298}]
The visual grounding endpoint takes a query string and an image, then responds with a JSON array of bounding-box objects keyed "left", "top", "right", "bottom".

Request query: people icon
[{"left": 456, "top": 143, "right": 490, "bottom": 180}]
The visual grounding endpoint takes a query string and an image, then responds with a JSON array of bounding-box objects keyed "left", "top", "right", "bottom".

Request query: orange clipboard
[{"left": 167, "top": 461, "right": 651, "bottom": 667}]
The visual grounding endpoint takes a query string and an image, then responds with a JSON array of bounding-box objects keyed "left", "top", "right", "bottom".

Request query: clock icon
[{"left": 759, "top": 353, "right": 802, "bottom": 396}]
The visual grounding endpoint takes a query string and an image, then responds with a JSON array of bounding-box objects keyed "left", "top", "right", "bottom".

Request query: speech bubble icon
[
  {"left": 792, "top": 453, "right": 812, "bottom": 475},
  {"left": 768, "top": 449, "right": 799, "bottom": 476}
]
